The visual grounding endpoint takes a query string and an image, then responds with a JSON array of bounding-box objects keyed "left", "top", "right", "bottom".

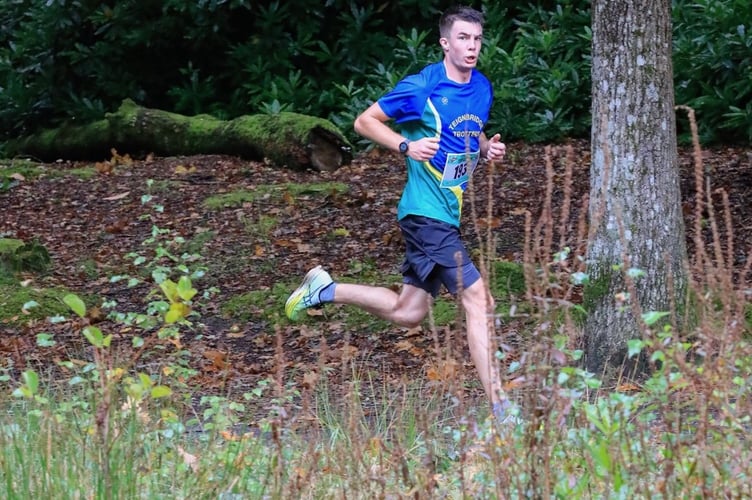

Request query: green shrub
[
  {"left": 0, "top": 0, "right": 749, "bottom": 146},
  {"left": 482, "top": 1, "right": 592, "bottom": 142},
  {"left": 673, "top": 0, "right": 752, "bottom": 142}
]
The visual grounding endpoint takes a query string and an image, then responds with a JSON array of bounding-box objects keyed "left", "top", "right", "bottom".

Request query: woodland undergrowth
[{"left": 1, "top": 115, "right": 751, "bottom": 498}]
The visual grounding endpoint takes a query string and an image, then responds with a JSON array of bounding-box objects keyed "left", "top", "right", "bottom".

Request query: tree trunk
[
  {"left": 5, "top": 99, "right": 352, "bottom": 171},
  {"left": 585, "top": 0, "right": 688, "bottom": 380}
]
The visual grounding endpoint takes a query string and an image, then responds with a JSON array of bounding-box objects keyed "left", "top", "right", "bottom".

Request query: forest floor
[{"left": 1, "top": 140, "right": 751, "bottom": 410}]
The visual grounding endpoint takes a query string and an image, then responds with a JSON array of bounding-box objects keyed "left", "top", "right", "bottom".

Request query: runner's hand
[
  {"left": 485, "top": 133, "right": 506, "bottom": 162},
  {"left": 408, "top": 137, "right": 440, "bottom": 161}
]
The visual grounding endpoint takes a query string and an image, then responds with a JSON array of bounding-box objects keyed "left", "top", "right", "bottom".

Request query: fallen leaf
[
  {"left": 95, "top": 161, "right": 114, "bottom": 174},
  {"left": 220, "top": 430, "right": 239, "bottom": 441},
  {"left": 167, "top": 336, "right": 183, "bottom": 350},
  {"left": 177, "top": 446, "right": 199, "bottom": 473},
  {"left": 105, "top": 219, "right": 128, "bottom": 234},
  {"left": 425, "top": 359, "right": 460, "bottom": 381},
  {"left": 395, "top": 339, "right": 424, "bottom": 356},
  {"left": 616, "top": 382, "right": 641, "bottom": 393},
  {"left": 476, "top": 216, "right": 502, "bottom": 229},
  {"left": 402, "top": 327, "right": 423, "bottom": 337},
  {"left": 103, "top": 191, "right": 130, "bottom": 201},
  {"left": 302, "top": 370, "right": 319, "bottom": 389},
  {"left": 336, "top": 344, "right": 358, "bottom": 361},
  {"left": 174, "top": 165, "right": 197, "bottom": 174},
  {"left": 121, "top": 396, "right": 151, "bottom": 424},
  {"left": 203, "top": 350, "right": 228, "bottom": 370},
  {"left": 503, "top": 376, "right": 526, "bottom": 391}
]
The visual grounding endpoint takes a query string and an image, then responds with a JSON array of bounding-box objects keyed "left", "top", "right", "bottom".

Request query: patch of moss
[
  {"left": 73, "top": 258, "right": 100, "bottom": 281},
  {"left": 490, "top": 260, "right": 526, "bottom": 297},
  {"left": 221, "top": 282, "right": 290, "bottom": 323},
  {"left": 203, "top": 190, "right": 260, "bottom": 209},
  {"left": 342, "top": 258, "right": 390, "bottom": 281},
  {"left": 0, "top": 238, "right": 24, "bottom": 254},
  {"left": 582, "top": 269, "right": 612, "bottom": 313},
  {"left": 202, "top": 182, "right": 348, "bottom": 210},
  {"left": 0, "top": 159, "right": 46, "bottom": 182},
  {"left": 344, "top": 311, "right": 393, "bottom": 333},
  {"left": 286, "top": 182, "right": 349, "bottom": 197},
  {"left": 0, "top": 160, "right": 96, "bottom": 185},
  {"left": 55, "top": 166, "right": 96, "bottom": 180},
  {"left": 0, "top": 277, "right": 78, "bottom": 324},
  {"left": 184, "top": 230, "right": 216, "bottom": 255},
  {"left": 431, "top": 298, "right": 458, "bottom": 326},
  {"left": 242, "top": 214, "right": 277, "bottom": 240},
  {"left": 0, "top": 239, "right": 51, "bottom": 273}
]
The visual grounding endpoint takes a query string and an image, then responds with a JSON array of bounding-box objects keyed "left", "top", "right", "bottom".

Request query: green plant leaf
[
  {"left": 160, "top": 279, "right": 179, "bottom": 303},
  {"left": 83, "top": 326, "right": 104, "bottom": 348},
  {"left": 570, "top": 271, "right": 589, "bottom": 285},
  {"left": 22, "top": 300, "right": 40, "bottom": 310},
  {"left": 165, "top": 302, "right": 189, "bottom": 323},
  {"left": 642, "top": 311, "right": 670, "bottom": 326},
  {"left": 12, "top": 387, "right": 29, "bottom": 398},
  {"left": 22, "top": 370, "right": 39, "bottom": 394},
  {"left": 627, "top": 339, "right": 644, "bottom": 358},
  {"left": 591, "top": 440, "right": 612, "bottom": 472},
  {"left": 151, "top": 385, "right": 172, "bottom": 399},
  {"left": 36, "top": 333, "right": 56, "bottom": 347},
  {"left": 63, "top": 293, "right": 86, "bottom": 318},
  {"left": 177, "top": 275, "right": 197, "bottom": 302}
]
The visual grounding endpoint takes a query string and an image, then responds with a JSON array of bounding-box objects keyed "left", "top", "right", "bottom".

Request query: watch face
[{"left": 399, "top": 141, "right": 408, "bottom": 154}]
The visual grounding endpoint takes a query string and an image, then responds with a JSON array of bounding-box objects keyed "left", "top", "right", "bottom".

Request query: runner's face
[{"left": 441, "top": 20, "right": 483, "bottom": 75}]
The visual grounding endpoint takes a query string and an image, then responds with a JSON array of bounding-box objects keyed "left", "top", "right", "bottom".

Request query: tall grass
[{"left": 2, "top": 121, "right": 752, "bottom": 498}]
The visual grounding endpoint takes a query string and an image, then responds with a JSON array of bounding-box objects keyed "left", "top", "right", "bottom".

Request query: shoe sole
[{"left": 285, "top": 265, "right": 323, "bottom": 320}]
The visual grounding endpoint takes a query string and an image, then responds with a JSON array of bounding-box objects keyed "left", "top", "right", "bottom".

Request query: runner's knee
[
  {"left": 391, "top": 298, "right": 429, "bottom": 327},
  {"left": 392, "top": 307, "right": 427, "bottom": 328},
  {"left": 462, "top": 280, "right": 492, "bottom": 315}
]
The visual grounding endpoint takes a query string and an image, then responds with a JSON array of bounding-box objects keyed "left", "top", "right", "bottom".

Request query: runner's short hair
[{"left": 439, "top": 5, "right": 485, "bottom": 39}]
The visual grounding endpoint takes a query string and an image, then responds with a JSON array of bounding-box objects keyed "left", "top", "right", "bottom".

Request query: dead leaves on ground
[{"left": 2, "top": 142, "right": 751, "bottom": 404}]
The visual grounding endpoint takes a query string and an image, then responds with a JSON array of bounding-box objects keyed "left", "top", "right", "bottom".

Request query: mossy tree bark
[
  {"left": 5, "top": 99, "right": 352, "bottom": 171},
  {"left": 585, "top": 0, "right": 688, "bottom": 380}
]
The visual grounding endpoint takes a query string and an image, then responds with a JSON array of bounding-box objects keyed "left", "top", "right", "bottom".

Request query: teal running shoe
[{"left": 285, "top": 265, "right": 333, "bottom": 320}]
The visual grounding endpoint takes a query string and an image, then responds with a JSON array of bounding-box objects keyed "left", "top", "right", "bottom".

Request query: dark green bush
[
  {"left": 0, "top": 0, "right": 443, "bottom": 142},
  {"left": 482, "top": 1, "right": 592, "bottom": 142},
  {"left": 673, "top": 0, "right": 752, "bottom": 143},
  {"left": 0, "top": 0, "right": 749, "bottom": 149}
]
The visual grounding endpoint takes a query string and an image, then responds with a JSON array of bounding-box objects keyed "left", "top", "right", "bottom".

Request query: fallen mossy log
[{"left": 5, "top": 99, "right": 353, "bottom": 171}]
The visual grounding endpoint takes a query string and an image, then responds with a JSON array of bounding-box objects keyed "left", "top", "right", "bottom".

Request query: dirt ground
[{"left": 1, "top": 140, "right": 750, "bottom": 403}]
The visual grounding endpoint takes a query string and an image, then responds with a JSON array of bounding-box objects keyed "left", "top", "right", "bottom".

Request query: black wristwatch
[{"left": 398, "top": 139, "right": 410, "bottom": 156}]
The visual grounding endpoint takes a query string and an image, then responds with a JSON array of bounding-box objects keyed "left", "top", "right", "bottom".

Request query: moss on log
[
  {"left": 0, "top": 238, "right": 51, "bottom": 273},
  {"left": 5, "top": 99, "right": 352, "bottom": 171}
]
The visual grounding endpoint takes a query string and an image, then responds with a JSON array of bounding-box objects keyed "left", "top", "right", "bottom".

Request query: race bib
[{"left": 440, "top": 151, "right": 480, "bottom": 188}]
